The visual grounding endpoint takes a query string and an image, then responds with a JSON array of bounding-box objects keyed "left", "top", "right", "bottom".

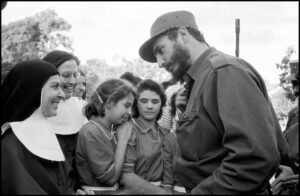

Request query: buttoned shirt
[
  {"left": 122, "top": 118, "right": 168, "bottom": 182},
  {"left": 174, "top": 47, "right": 288, "bottom": 194},
  {"left": 76, "top": 116, "right": 117, "bottom": 187}
]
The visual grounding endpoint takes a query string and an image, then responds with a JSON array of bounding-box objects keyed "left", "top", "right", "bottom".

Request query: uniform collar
[
  {"left": 90, "top": 116, "right": 114, "bottom": 141},
  {"left": 132, "top": 118, "right": 157, "bottom": 134},
  {"left": 184, "top": 47, "right": 217, "bottom": 83}
]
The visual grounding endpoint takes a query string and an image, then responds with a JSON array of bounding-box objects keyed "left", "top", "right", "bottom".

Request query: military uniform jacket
[{"left": 174, "top": 47, "right": 289, "bottom": 194}]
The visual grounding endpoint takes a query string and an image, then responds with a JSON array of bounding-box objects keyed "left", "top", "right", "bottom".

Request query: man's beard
[{"left": 166, "top": 43, "right": 191, "bottom": 82}]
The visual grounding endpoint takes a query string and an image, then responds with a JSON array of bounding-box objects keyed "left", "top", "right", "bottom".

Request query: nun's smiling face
[
  {"left": 41, "top": 75, "right": 65, "bottom": 117},
  {"left": 57, "top": 59, "right": 78, "bottom": 100}
]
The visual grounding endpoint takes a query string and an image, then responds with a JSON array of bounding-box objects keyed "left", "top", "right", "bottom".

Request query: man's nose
[{"left": 157, "top": 56, "right": 165, "bottom": 68}]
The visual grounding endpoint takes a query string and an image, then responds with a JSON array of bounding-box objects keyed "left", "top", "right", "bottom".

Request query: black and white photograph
[{"left": 1, "top": 1, "right": 298, "bottom": 195}]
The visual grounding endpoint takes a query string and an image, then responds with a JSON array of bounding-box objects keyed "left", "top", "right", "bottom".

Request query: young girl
[
  {"left": 119, "top": 79, "right": 169, "bottom": 194},
  {"left": 161, "top": 92, "right": 187, "bottom": 193},
  {"left": 75, "top": 79, "right": 136, "bottom": 191}
]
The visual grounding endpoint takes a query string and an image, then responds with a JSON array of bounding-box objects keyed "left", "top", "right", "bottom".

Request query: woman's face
[
  {"left": 137, "top": 90, "right": 162, "bottom": 121},
  {"left": 107, "top": 93, "right": 135, "bottom": 125},
  {"left": 41, "top": 75, "right": 65, "bottom": 117},
  {"left": 73, "top": 75, "right": 86, "bottom": 99},
  {"left": 57, "top": 59, "right": 78, "bottom": 100}
]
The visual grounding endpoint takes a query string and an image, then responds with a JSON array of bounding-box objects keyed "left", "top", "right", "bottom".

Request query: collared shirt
[
  {"left": 175, "top": 47, "right": 288, "bottom": 194},
  {"left": 158, "top": 82, "right": 181, "bottom": 131},
  {"left": 75, "top": 116, "right": 117, "bottom": 187},
  {"left": 122, "top": 118, "right": 168, "bottom": 182}
]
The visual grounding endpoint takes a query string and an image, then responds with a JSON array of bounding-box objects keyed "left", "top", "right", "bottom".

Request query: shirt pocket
[{"left": 176, "top": 111, "right": 201, "bottom": 162}]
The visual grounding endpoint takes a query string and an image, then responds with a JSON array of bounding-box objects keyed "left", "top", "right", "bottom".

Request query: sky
[{"left": 1, "top": 1, "right": 299, "bottom": 84}]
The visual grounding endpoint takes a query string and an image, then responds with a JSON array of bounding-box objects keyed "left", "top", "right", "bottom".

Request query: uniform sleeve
[
  {"left": 192, "top": 66, "right": 281, "bottom": 194},
  {"left": 161, "top": 133, "right": 176, "bottom": 187},
  {"left": 122, "top": 129, "right": 137, "bottom": 173},
  {"left": 80, "top": 128, "right": 115, "bottom": 184}
]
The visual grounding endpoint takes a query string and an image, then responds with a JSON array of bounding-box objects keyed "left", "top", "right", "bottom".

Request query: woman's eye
[
  {"left": 62, "top": 74, "right": 71, "bottom": 78},
  {"left": 51, "top": 83, "right": 60, "bottom": 90},
  {"left": 140, "top": 99, "right": 148, "bottom": 103},
  {"left": 152, "top": 100, "right": 159, "bottom": 104}
]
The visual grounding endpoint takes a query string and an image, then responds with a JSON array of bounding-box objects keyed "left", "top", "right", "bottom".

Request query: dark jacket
[{"left": 174, "top": 47, "right": 288, "bottom": 194}]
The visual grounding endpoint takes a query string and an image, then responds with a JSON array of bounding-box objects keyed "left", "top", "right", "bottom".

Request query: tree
[
  {"left": 82, "top": 56, "right": 170, "bottom": 101},
  {"left": 275, "top": 46, "right": 296, "bottom": 101},
  {"left": 1, "top": 9, "right": 73, "bottom": 73},
  {"left": 270, "top": 46, "right": 298, "bottom": 130}
]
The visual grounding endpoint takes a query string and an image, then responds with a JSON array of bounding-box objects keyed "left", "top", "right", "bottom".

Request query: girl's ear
[{"left": 105, "top": 99, "right": 114, "bottom": 109}]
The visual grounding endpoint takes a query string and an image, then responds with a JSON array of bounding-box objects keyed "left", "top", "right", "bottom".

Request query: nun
[{"left": 1, "top": 60, "right": 72, "bottom": 194}]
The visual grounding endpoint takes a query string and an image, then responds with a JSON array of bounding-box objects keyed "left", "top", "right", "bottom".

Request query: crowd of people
[{"left": 1, "top": 10, "right": 298, "bottom": 195}]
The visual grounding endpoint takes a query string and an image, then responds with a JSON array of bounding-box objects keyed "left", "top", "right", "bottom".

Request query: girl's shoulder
[
  {"left": 129, "top": 119, "right": 142, "bottom": 133},
  {"left": 78, "top": 121, "right": 97, "bottom": 133}
]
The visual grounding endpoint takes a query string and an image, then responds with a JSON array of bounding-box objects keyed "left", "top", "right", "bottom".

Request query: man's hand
[
  {"left": 175, "top": 87, "right": 187, "bottom": 114},
  {"left": 281, "top": 174, "right": 299, "bottom": 189},
  {"left": 271, "top": 165, "right": 295, "bottom": 194}
]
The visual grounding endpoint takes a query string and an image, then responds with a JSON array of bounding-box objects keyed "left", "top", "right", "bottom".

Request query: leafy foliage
[
  {"left": 81, "top": 56, "right": 170, "bottom": 100},
  {"left": 271, "top": 46, "right": 298, "bottom": 130},
  {"left": 268, "top": 86, "right": 298, "bottom": 130},
  {"left": 1, "top": 9, "right": 73, "bottom": 73},
  {"left": 275, "top": 46, "right": 296, "bottom": 101}
]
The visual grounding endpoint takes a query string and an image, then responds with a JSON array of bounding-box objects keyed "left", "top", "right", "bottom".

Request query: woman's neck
[
  {"left": 137, "top": 116, "right": 156, "bottom": 130},
  {"left": 94, "top": 116, "right": 112, "bottom": 132}
]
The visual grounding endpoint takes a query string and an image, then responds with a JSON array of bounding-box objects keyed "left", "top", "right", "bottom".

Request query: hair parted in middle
[
  {"left": 83, "top": 78, "right": 136, "bottom": 120},
  {"left": 132, "top": 79, "right": 167, "bottom": 120}
]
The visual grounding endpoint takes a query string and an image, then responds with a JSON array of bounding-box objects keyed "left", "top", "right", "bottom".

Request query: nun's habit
[{"left": 1, "top": 60, "right": 74, "bottom": 194}]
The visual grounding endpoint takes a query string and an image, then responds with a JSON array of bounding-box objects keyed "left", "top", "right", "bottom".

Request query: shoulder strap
[{"left": 209, "top": 54, "right": 239, "bottom": 70}]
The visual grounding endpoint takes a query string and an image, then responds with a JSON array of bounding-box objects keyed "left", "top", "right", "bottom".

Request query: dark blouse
[{"left": 56, "top": 133, "right": 79, "bottom": 190}]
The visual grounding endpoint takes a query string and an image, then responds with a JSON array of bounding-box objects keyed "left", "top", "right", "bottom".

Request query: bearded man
[{"left": 139, "top": 10, "right": 289, "bottom": 194}]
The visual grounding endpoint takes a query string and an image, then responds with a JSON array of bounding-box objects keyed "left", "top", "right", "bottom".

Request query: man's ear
[{"left": 178, "top": 27, "right": 190, "bottom": 44}]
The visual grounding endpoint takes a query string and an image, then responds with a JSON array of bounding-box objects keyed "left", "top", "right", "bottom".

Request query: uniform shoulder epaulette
[{"left": 209, "top": 54, "right": 238, "bottom": 70}]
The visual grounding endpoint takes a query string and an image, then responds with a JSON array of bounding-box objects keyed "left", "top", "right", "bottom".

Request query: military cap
[{"left": 139, "top": 10, "right": 199, "bottom": 63}]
